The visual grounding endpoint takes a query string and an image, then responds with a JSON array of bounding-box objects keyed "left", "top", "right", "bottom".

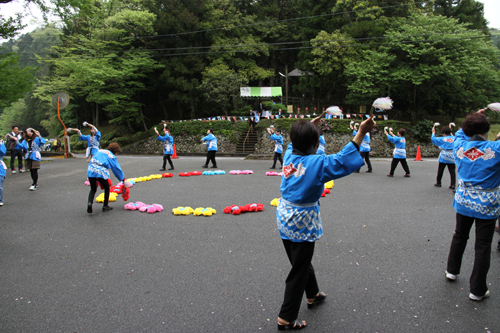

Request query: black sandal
[
  {"left": 307, "top": 291, "right": 327, "bottom": 309},
  {"left": 277, "top": 319, "right": 307, "bottom": 331}
]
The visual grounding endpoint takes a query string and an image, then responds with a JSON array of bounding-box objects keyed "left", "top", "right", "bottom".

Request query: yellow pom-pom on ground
[
  {"left": 194, "top": 207, "right": 217, "bottom": 216},
  {"left": 270, "top": 198, "right": 280, "bottom": 207},
  {"left": 325, "top": 180, "right": 334, "bottom": 189},
  {"left": 172, "top": 207, "right": 194, "bottom": 215},
  {"left": 95, "top": 192, "right": 118, "bottom": 203}
]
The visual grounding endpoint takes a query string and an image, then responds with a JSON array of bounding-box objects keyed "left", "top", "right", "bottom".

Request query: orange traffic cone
[
  {"left": 172, "top": 144, "right": 179, "bottom": 159},
  {"left": 414, "top": 145, "right": 423, "bottom": 161}
]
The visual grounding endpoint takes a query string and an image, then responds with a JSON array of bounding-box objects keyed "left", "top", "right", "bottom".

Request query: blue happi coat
[
  {"left": 387, "top": 134, "right": 406, "bottom": 158},
  {"left": 277, "top": 142, "right": 364, "bottom": 242},
  {"left": 202, "top": 134, "right": 218, "bottom": 151},
  {"left": 157, "top": 133, "right": 174, "bottom": 154},
  {"left": 353, "top": 130, "right": 371, "bottom": 152},
  {"left": 453, "top": 129, "right": 500, "bottom": 219},
  {"left": 87, "top": 149, "right": 124, "bottom": 181},
  {"left": 79, "top": 129, "right": 101, "bottom": 157},
  {"left": 431, "top": 134, "right": 455, "bottom": 164},
  {"left": 316, "top": 135, "right": 326, "bottom": 155},
  {"left": 0, "top": 142, "right": 6, "bottom": 177},
  {"left": 22, "top": 136, "right": 46, "bottom": 161},
  {"left": 270, "top": 133, "right": 283, "bottom": 154}
]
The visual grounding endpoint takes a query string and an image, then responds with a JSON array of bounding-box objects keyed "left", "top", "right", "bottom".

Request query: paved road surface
[{"left": 1, "top": 155, "right": 499, "bottom": 332}]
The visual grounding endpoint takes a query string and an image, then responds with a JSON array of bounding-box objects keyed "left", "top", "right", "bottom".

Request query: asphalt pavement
[{"left": 1, "top": 154, "right": 500, "bottom": 332}]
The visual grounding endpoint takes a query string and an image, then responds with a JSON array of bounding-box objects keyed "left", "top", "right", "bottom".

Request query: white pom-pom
[
  {"left": 326, "top": 106, "right": 342, "bottom": 115},
  {"left": 389, "top": 128, "right": 393, "bottom": 132},
  {"left": 384, "top": 126, "right": 389, "bottom": 130},
  {"left": 449, "top": 122, "right": 455, "bottom": 128},
  {"left": 66, "top": 128, "right": 72, "bottom": 132},
  {"left": 372, "top": 97, "right": 393, "bottom": 110},
  {"left": 83, "top": 121, "right": 88, "bottom": 126},
  {"left": 487, "top": 103, "right": 500, "bottom": 112},
  {"left": 434, "top": 122, "right": 440, "bottom": 127}
]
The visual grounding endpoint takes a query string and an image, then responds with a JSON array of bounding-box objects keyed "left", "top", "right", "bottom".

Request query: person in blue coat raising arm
[
  {"left": 21, "top": 128, "right": 46, "bottom": 191},
  {"left": 445, "top": 110, "right": 500, "bottom": 301},
  {"left": 70, "top": 122, "right": 101, "bottom": 162},
  {"left": 268, "top": 126, "right": 283, "bottom": 169},
  {"left": 431, "top": 125, "right": 455, "bottom": 189},
  {"left": 385, "top": 127, "right": 410, "bottom": 177},
  {"left": 351, "top": 121, "right": 372, "bottom": 173},
  {"left": 201, "top": 128, "right": 218, "bottom": 168},
  {"left": 155, "top": 125, "right": 174, "bottom": 171},
  {"left": 275, "top": 114, "right": 375, "bottom": 331}
]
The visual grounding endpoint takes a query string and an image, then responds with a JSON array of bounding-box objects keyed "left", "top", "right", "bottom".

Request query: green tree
[
  {"left": 344, "top": 13, "right": 500, "bottom": 120},
  {"left": 0, "top": 52, "right": 37, "bottom": 109}
]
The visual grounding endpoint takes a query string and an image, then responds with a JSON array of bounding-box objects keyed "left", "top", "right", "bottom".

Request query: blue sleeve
[
  {"left": 270, "top": 134, "right": 277, "bottom": 142},
  {"left": 37, "top": 137, "right": 46, "bottom": 145},
  {"left": 95, "top": 130, "right": 101, "bottom": 141},
  {"left": 79, "top": 134, "right": 90, "bottom": 142},
  {"left": 157, "top": 135, "right": 166, "bottom": 142},
  {"left": 431, "top": 133, "right": 440, "bottom": 146},
  {"left": 453, "top": 128, "right": 470, "bottom": 151},
  {"left": 0, "top": 143, "right": 6, "bottom": 157},
  {"left": 278, "top": 136, "right": 283, "bottom": 145},
  {"left": 319, "top": 142, "right": 364, "bottom": 183},
  {"left": 353, "top": 130, "right": 357, "bottom": 137},
  {"left": 387, "top": 134, "right": 397, "bottom": 144},
  {"left": 109, "top": 157, "right": 124, "bottom": 181},
  {"left": 166, "top": 134, "right": 174, "bottom": 144},
  {"left": 201, "top": 135, "right": 208, "bottom": 142}
]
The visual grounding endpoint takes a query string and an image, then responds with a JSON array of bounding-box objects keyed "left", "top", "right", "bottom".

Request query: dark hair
[
  {"left": 290, "top": 121, "right": 319, "bottom": 154},
  {"left": 398, "top": 128, "right": 406, "bottom": 137},
  {"left": 462, "top": 112, "right": 490, "bottom": 137},
  {"left": 276, "top": 129, "right": 282, "bottom": 134},
  {"left": 12, "top": 125, "right": 18, "bottom": 130},
  {"left": 107, "top": 142, "right": 121, "bottom": 155},
  {"left": 208, "top": 128, "right": 213, "bottom": 134},
  {"left": 441, "top": 126, "right": 452, "bottom": 135}
]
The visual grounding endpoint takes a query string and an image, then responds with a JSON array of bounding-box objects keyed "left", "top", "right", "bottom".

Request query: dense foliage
[{"left": 1, "top": 0, "right": 499, "bottom": 138}]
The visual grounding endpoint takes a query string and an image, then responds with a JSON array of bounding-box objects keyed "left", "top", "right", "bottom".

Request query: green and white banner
[{"left": 240, "top": 87, "right": 282, "bottom": 97}]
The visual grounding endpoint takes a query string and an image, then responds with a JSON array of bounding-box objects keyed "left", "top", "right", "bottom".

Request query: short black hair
[
  {"left": 12, "top": 125, "right": 18, "bottom": 130},
  {"left": 462, "top": 112, "right": 490, "bottom": 137},
  {"left": 276, "top": 129, "right": 281, "bottom": 134},
  {"left": 290, "top": 121, "right": 319, "bottom": 154},
  {"left": 208, "top": 128, "right": 213, "bottom": 134},
  {"left": 398, "top": 128, "right": 406, "bottom": 137},
  {"left": 441, "top": 126, "right": 452, "bottom": 135}
]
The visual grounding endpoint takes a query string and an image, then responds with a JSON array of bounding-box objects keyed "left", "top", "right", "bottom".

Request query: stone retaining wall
[
  {"left": 122, "top": 131, "right": 442, "bottom": 157},
  {"left": 121, "top": 135, "right": 237, "bottom": 155}
]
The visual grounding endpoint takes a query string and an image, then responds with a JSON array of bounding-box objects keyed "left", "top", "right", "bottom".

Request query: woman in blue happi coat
[
  {"left": 445, "top": 110, "right": 500, "bottom": 301},
  {"left": 385, "top": 127, "right": 410, "bottom": 177},
  {"left": 276, "top": 114, "right": 375, "bottom": 330},
  {"left": 201, "top": 128, "right": 218, "bottom": 168},
  {"left": 22, "top": 128, "right": 46, "bottom": 191},
  {"left": 87, "top": 143, "right": 125, "bottom": 213},
  {"left": 351, "top": 122, "right": 372, "bottom": 173},
  {"left": 155, "top": 126, "right": 174, "bottom": 171},
  {"left": 431, "top": 125, "right": 456, "bottom": 189},
  {"left": 268, "top": 126, "right": 283, "bottom": 169},
  {"left": 72, "top": 122, "right": 100, "bottom": 162}
]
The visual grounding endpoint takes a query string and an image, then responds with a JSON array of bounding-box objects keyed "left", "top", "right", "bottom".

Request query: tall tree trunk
[
  {"left": 140, "top": 107, "right": 148, "bottom": 131},
  {"left": 158, "top": 93, "right": 168, "bottom": 120},
  {"left": 190, "top": 100, "right": 196, "bottom": 119},
  {"left": 95, "top": 102, "right": 100, "bottom": 127},
  {"left": 126, "top": 120, "right": 133, "bottom": 132}
]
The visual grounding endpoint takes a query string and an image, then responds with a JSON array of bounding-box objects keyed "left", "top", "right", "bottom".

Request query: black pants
[
  {"left": 30, "top": 169, "right": 38, "bottom": 185},
  {"left": 88, "top": 177, "right": 110, "bottom": 206},
  {"left": 205, "top": 151, "right": 217, "bottom": 167},
  {"left": 278, "top": 240, "right": 319, "bottom": 322},
  {"left": 357, "top": 151, "right": 372, "bottom": 171},
  {"left": 436, "top": 162, "right": 456, "bottom": 186},
  {"left": 272, "top": 152, "right": 283, "bottom": 168},
  {"left": 10, "top": 149, "right": 23, "bottom": 169},
  {"left": 162, "top": 154, "right": 173, "bottom": 169},
  {"left": 389, "top": 158, "right": 410, "bottom": 175},
  {"left": 447, "top": 213, "right": 495, "bottom": 296}
]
